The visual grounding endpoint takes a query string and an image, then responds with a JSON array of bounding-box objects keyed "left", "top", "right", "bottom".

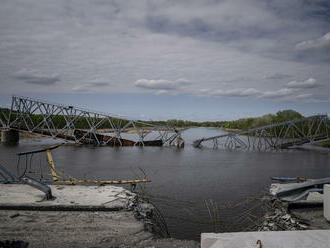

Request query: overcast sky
[{"left": 1, "top": 0, "right": 329, "bottom": 121}]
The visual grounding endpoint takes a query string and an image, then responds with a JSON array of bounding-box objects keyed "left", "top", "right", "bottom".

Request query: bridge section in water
[
  {"left": 193, "top": 115, "right": 330, "bottom": 150},
  {"left": 0, "top": 96, "right": 179, "bottom": 146}
]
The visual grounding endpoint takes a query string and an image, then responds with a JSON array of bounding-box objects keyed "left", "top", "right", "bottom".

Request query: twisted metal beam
[
  {"left": 193, "top": 115, "right": 330, "bottom": 150},
  {"left": 4, "top": 96, "right": 178, "bottom": 146}
]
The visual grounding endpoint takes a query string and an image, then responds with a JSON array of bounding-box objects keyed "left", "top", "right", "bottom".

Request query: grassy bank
[{"left": 314, "top": 140, "right": 330, "bottom": 148}]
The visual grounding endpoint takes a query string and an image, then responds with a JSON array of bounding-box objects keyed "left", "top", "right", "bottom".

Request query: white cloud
[
  {"left": 155, "top": 90, "right": 171, "bottom": 95},
  {"left": 213, "top": 88, "right": 260, "bottom": 97},
  {"left": 73, "top": 81, "right": 111, "bottom": 93},
  {"left": 295, "top": 32, "right": 330, "bottom": 51},
  {"left": 287, "top": 78, "right": 318, "bottom": 89},
  {"left": 260, "top": 88, "right": 295, "bottom": 99},
  {"left": 134, "top": 78, "right": 190, "bottom": 90},
  {"left": 295, "top": 93, "right": 313, "bottom": 99},
  {"left": 200, "top": 88, "right": 260, "bottom": 97},
  {"left": 14, "top": 69, "right": 60, "bottom": 85}
]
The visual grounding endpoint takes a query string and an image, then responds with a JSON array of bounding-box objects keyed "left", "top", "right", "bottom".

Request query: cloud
[
  {"left": 73, "top": 82, "right": 112, "bottom": 93},
  {"left": 155, "top": 90, "right": 171, "bottom": 95},
  {"left": 260, "top": 88, "right": 295, "bottom": 99},
  {"left": 294, "top": 32, "right": 330, "bottom": 62},
  {"left": 1, "top": 0, "right": 330, "bottom": 116},
  {"left": 201, "top": 88, "right": 260, "bottom": 97},
  {"left": 295, "top": 32, "right": 330, "bottom": 51},
  {"left": 263, "top": 73, "right": 292, "bottom": 80},
  {"left": 287, "top": 78, "right": 318, "bottom": 89},
  {"left": 88, "top": 82, "right": 110, "bottom": 87},
  {"left": 134, "top": 78, "right": 190, "bottom": 90},
  {"left": 292, "top": 94, "right": 330, "bottom": 103},
  {"left": 295, "top": 93, "right": 313, "bottom": 99},
  {"left": 14, "top": 69, "right": 60, "bottom": 85},
  {"left": 199, "top": 84, "right": 323, "bottom": 103}
]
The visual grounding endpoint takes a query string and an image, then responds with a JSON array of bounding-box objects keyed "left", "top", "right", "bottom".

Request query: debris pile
[
  {"left": 132, "top": 197, "right": 170, "bottom": 238},
  {"left": 258, "top": 199, "right": 308, "bottom": 231}
]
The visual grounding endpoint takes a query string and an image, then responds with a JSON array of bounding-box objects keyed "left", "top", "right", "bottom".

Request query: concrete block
[
  {"left": 201, "top": 230, "right": 330, "bottom": 248},
  {"left": 0, "top": 184, "right": 136, "bottom": 210},
  {"left": 1, "top": 129, "right": 19, "bottom": 145},
  {"left": 324, "top": 184, "right": 330, "bottom": 221}
]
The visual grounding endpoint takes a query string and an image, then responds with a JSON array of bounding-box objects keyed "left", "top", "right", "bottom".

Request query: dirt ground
[{"left": 0, "top": 210, "right": 199, "bottom": 248}]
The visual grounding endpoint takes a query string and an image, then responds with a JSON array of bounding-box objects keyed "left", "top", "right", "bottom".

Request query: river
[{"left": 0, "top": 127, "right": 329, "bottom": 240}]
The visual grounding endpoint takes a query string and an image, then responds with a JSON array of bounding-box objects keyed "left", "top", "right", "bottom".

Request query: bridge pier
[{"left": 1, "top": 129, "right": 19, "bottom": 145}]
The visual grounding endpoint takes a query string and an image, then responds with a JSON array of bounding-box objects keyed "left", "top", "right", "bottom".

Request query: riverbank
[
  {"left": 0, "top": 184, "right": 199, "bottom": 248},
  {"left": 314, "top": 140, "right": 330, "bottom": 148}
]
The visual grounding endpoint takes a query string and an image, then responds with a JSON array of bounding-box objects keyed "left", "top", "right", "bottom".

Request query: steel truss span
[
  {"left": 193, "top": 115, "right": 330, "bottom": 150},
  {"left": 1, "top": 96, "right": 179, "bottom": 146}
]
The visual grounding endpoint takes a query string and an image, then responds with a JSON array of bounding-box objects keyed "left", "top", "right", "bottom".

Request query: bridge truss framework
[
  {"left": 1, "top": 96, "right": 179, "bottom": 146},
  {"left": 193, "top": 115, "right": 330, "bottom": 150}
]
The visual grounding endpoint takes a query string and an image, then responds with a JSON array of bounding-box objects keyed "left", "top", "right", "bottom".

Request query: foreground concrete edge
[{"left": 201, "top": 230, "right": 330, "bottom": 248}]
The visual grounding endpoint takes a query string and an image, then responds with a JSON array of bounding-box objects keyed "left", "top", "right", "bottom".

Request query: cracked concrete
[{"left": 0, "top": 184, "right": 200, "bottom": 247}]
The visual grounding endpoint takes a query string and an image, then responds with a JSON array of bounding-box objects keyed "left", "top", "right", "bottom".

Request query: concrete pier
[{"left": 1, "top": 129, "right": 19, "bottom": 145}]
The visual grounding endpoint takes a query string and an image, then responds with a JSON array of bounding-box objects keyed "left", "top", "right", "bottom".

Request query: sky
[{"left": 0, "top": 0, "right": 330, "bottom": 121}]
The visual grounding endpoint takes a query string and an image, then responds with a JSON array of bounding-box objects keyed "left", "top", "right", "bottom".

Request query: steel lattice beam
[
  {"left": 5, "top": 96, "right": 179, "bottom": 146},
  {"left": 193, "top": 115, "right": 330, "bottom": 150}
]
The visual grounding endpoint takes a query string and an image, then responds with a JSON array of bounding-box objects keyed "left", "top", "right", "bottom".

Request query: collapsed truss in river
[
  {"left": 1, "top": 96, "right": 180, "bottom": 146},
  {"left": 193, "top": 115, "right": 330, "bottom": 150}
]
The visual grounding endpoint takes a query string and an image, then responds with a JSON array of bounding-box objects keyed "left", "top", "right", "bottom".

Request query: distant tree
[{"left": 275, "top": 110, "right": 303, "bottom": 122}]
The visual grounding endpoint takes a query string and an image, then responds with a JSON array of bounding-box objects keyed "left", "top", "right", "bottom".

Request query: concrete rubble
[
  {"left": 258, "top": 182, "right": 330, "bottom": 232},
  {"left": 258, "top": 200, "right": 308, "bottom": 231}
]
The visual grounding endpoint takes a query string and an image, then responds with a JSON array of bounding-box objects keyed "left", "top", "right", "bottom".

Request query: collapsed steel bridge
[
  {"left": 0, "top": 96, "right": 179, "bottom": 146},
  {"left": 193, "top": 115, "right": 330, "bottom": 150}
]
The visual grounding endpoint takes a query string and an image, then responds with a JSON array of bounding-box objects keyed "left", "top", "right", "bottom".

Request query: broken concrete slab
[
  {"left": 0, "top": 184, "right": 135, "bottom": 210},
  {"left": 201, "top": 230, "right": 330, "bottom": 248}
]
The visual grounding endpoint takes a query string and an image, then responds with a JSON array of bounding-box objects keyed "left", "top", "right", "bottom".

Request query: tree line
[{"left": 163, "top": 110, "right": 304, "bottom": 130}]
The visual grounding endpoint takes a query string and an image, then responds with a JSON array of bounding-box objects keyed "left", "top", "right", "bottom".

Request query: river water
[{"left": 0, "top": 127, "right": 330, "bottom": 240}]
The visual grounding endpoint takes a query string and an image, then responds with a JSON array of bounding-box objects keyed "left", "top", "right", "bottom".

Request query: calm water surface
[{"left": 1, "top": 128, "right": 329, "bottom": 240}]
